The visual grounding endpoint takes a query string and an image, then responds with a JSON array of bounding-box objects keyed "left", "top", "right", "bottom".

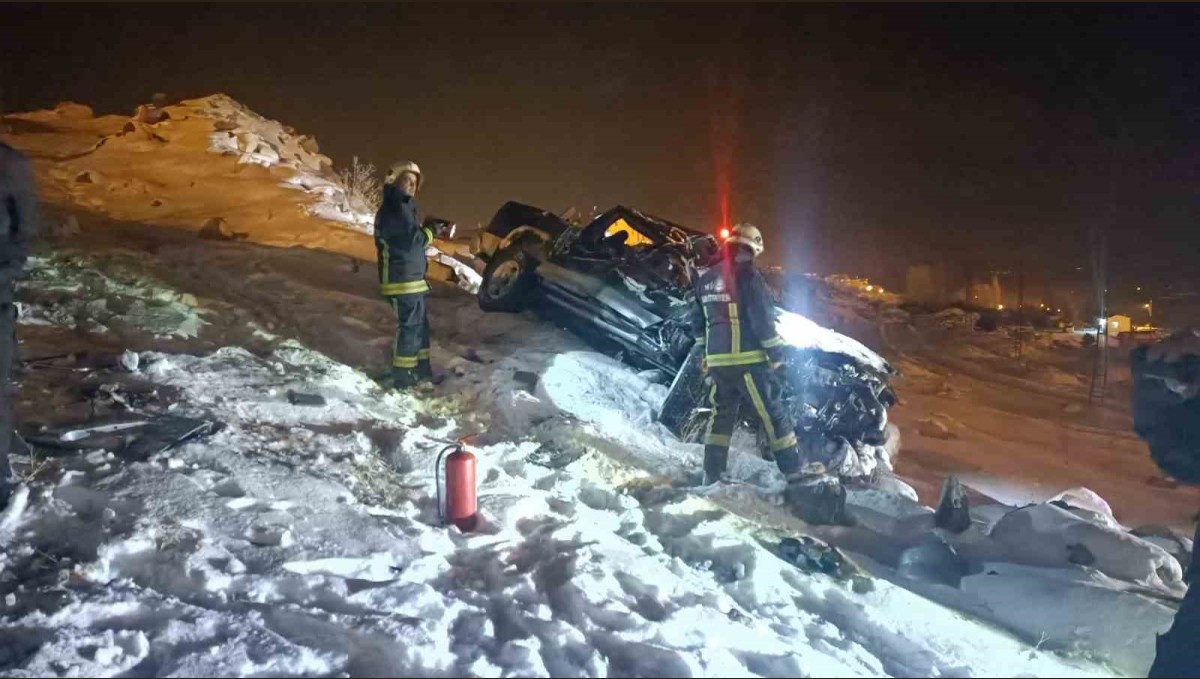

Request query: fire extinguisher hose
[{"left": 435, "top": 442, "right": 459, "bottom": 523}]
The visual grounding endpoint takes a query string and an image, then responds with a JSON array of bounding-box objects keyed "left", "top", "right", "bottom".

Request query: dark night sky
[{"left": 3, "top": 3, "right": 1198, "bottom": 290}]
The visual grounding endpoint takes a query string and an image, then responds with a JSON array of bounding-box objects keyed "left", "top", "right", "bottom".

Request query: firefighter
[
  {"left": 1, "top": 142, "right": 38, "bottom": 510},
  {"left": 693, "top": 223, "right": 815, "bottom": 486},
  {"left": 375, "top": 160, "right": 435, "bottom": 390},
  {"left": 1131, "top": 331, "right": 1200, "bottom": 676}
]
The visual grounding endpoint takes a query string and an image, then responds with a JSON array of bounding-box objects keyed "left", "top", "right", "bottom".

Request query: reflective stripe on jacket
[
  {"left": 692, "top": 256, "right": 785, "bottom": 367},
  {"left": 374, "top": 185, "right": 432, "bottom": 296}
]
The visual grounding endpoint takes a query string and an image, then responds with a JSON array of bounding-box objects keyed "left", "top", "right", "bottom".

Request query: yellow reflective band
[
  {"left": 729, "top": 302, "right": 740, "bottom": 354},
  {"left": 762, "top": 336, "right": 786, "bottom": 349},
  {"left": 380, "top": 246, "right": 390, "bottom": 284},
  {"left": 417, "top": 348, "right": 431, "bottom": 359},
  {"left": 381, "top": 280, "right": 431, "bottom": 295},
  {"left": 770, "top": 432, "right": 798, "bottom": 452},
  {"left": 704, "top": 433, "right": 731, "bottom": 447},
  {"left": 705, "top": 350, "right": 767, "bottom": 367},
  {"left": 422, "top": 227, "right": 434, "bottom": 243},
  {"left": 393, "top": 355, "right": 419, "bottom": 368},
  {"left": 744, "top": 372, "right": 779, "bottom": 446}
]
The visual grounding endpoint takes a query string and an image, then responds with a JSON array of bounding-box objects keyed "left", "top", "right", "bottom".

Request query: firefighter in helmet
[
  {"left": 692, "top": 223, "right": 816, "bottom": 486},
  {"left": 375, "top": 160, "right": 434, "bottom": 389}
]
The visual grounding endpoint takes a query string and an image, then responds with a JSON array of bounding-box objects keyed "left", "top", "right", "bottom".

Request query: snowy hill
[
  {"left": 4, "top": 97, "right": 478, "bottom": 290},
  {"left": 0, "top": 95, "right": 1185, "bottom": 676}
]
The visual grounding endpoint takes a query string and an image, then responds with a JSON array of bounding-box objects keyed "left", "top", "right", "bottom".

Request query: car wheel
[{"left": 479, "top": 244, "right": 535, "bottom": 312}]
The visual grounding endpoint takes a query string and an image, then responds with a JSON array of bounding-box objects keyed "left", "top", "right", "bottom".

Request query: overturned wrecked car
[{"left": 474, "top": 201, "right": 898, "bottom": 480}]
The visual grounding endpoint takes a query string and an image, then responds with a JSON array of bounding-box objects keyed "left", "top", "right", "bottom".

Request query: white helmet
[
  {"left": 727, "top": 222, "right": 764, "bottom": 256},
  {"left": 385, "top": 160, "right": 422, "bottom": 190}
]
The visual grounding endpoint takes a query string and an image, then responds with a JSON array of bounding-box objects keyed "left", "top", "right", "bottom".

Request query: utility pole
[
  {"left": 1088, "top": 225, "right": 1109, "bottom": 406},
  {"left": 1016, "top": 267, "right": 1026, "bottom": 360}
]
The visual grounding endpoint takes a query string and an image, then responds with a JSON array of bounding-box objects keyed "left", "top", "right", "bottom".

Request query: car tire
[{"left": 479, "top": 243, "right": 535, "bottom": 312}]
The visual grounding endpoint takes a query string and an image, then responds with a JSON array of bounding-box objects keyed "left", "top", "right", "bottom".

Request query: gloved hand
[
  {"left": 423, "top": 217, "right": 457, "bottom": 240},
  {"left": 700, "top": 357, "right": 709, "bottom": 373}
]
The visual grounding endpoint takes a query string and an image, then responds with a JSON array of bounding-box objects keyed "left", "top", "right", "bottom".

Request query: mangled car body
[{"left": 474, "top": 201, "right": 898, "bottom": 479}]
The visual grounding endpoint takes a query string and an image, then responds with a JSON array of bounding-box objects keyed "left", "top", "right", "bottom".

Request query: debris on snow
[{"left": 935, "top": 476, "right": 972, "bottom": 533}]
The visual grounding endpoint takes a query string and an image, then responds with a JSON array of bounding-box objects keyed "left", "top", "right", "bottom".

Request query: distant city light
[
  {"left": 998, "top": 304, "right": 1005, "bottom": 310},
  {"left": 866, "top": 285, "right": 874, "bottom": 292}
]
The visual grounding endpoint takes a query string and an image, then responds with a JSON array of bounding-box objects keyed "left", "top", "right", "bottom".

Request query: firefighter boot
[
  {"left": 703, "top": 445, "right": 729, "bottom": 486},
  {"left": 392, "top": 368, "right": 420, "bottom": 391}
]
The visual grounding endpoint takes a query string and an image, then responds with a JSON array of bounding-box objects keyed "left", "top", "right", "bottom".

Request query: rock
[
  {"left": 844, "top": 485, "right": 933, "bottom": 539},
  {"left": 199, "top": 218, "right": 230, "bottom": 240},
  {"left": 74, "top": 170, "right": 99, "bottom": 184},
  {"left": 851, "top": 576, "right": 875, "bottom": 594},
  {"left": 53, "top": 102, "right": 94, "bottom": 120},
  {"left": 298, "top": 135, "right": 320, "bottom": 154},
  {"left": 119, "top": 351, "right": 140, "bottom": 373},
  {"left": 918, "top": 418, "right": 956, "bottom": 440},
  {"left": 784, "top": 477, "right": 847, "bottom": 525},
  {"left": 513, "top": 370, "right": 539, "bottom": 391},
  {"left": 246, "top": 524, "right": 294, "bottom": 547},
  {"left": 1050, "top": 487, "right": 1116, "bottom": 523},
  {"left": 897, "top": 539, "right": 968, "bottom": 587},
  {"left": 213, "top": 118, "right": 239, "bottom": 132},
  {"left": 120, "top": 121, "right": 167, "bottom": 142},
  {"left": 990, "top": 503, "right": 1184, "bottom": 591},
  {"left": 198, "top": 217, "right": 248, "bottom": 241},
  {"left": 1049, "top": 487, "right": 1123, "bottom": 530},
  {"left": 934, "top": 475, "right": 971, "bottom": 533},
  {"left": 286, "top": 390, "right": 326, "bottom": 407},
  {"left": 872, "top": 472, "right": 918, "bottom": 502},
  {"left": 132, "top": 103, "right": 170, "bottom": 125},
  {"left": 1131, "top": 524, "right": 1193, "bottom": 571},
  {"left": 778, "top": 536, "right": 842, "bottom": 575},
  {"left": 1131, "top": 524, "right": 1193, "bottom": 551}
]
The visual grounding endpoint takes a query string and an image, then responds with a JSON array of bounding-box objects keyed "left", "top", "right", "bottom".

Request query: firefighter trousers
[
  {"left": 703, "top": 364, "right": 800, "bottom": 481},
  {"left": 389, "top": 293, "right": 431, "bottom": 386}
]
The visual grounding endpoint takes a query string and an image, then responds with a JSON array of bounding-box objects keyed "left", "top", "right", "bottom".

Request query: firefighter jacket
[
  {"left": 374, "top": 184, "right": 432, "bottom": 296},
  {"left": 692, "top": 256, "right": 787, "bottom": 368}
]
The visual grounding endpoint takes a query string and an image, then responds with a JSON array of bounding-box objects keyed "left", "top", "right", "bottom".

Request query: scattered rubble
[{"left": 934, "top": 475, "right": 971, "bottom": 533}]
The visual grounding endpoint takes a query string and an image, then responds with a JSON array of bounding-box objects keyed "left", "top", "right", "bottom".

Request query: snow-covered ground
[
  {"left": 1, "top": 253, "right": 1125, "bottom": 677},
  {"left": 3, "top": 94, "right": 1192, "bottom": 677}
]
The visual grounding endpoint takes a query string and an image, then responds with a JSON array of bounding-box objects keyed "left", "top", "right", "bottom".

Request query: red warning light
[{"left": 719, "top": 227, "right": 731, "bottom": 240}]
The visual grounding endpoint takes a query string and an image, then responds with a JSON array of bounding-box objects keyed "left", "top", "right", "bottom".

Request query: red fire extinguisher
[{"left": 436, "top": 440, "right": 477, "bottom": 531}]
